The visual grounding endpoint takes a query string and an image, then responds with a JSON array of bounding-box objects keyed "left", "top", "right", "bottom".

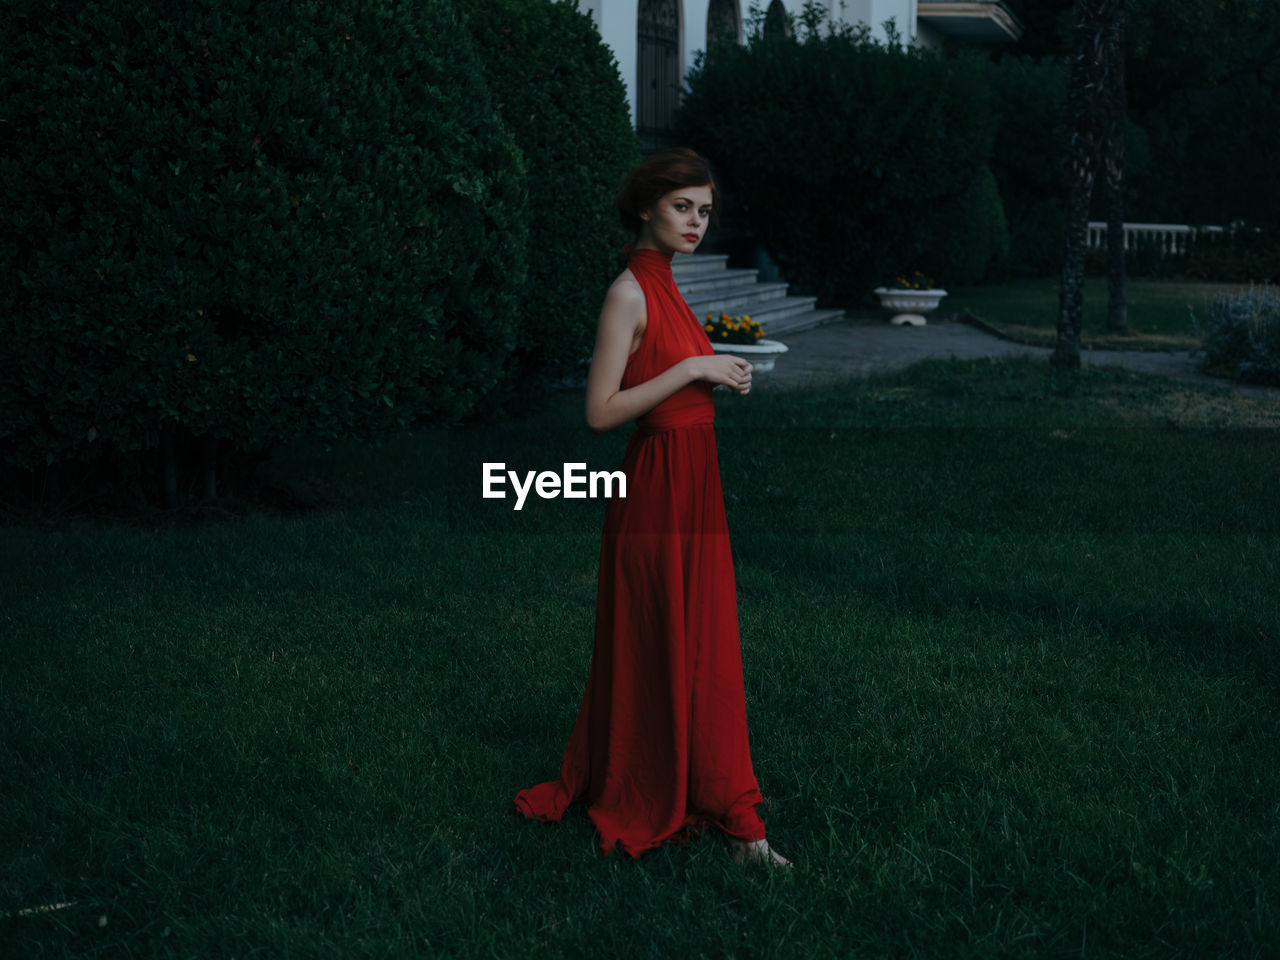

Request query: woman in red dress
[{"left": 514, "top": 148, "right": 789, "bottom": 867}]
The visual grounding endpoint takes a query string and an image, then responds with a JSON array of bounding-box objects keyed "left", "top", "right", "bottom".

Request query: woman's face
[{"left": 639, "top": 184, "right": 714, "bottom": 255}]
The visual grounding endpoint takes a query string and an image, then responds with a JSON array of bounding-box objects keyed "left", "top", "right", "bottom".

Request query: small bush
[
  {"left": 1084, "top": 235, "right": 1188, "bottom": 279},
  {"left": 676, "top": 20, "right": 998, "bottom": 305},
  {"left": 1199, "top": 289, "right": 1280, "bottom": 385},
  {"left": 1125, "top": 234, "right": 1184, "bottom": 279},
  {"left": 1187, "top": 228, "right": 1280, "bottom": 284},
  {"left": 463, "top": 0, "right": 640, "bottom": 387}
]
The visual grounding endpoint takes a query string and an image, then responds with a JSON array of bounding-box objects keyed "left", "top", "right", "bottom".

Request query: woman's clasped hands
[{"left": 687, "top": 354, "right": 753, "bottom": 395}]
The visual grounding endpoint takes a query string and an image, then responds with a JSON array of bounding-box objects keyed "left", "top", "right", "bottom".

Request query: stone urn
[
  {"left": 711, "top": 339, "right": 789, "bottom": 373},
  {"left": 873, "top": 287, "right": 949, "bottom": 326}
]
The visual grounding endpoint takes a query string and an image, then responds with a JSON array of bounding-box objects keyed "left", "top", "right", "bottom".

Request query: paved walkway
[{"left": 760, "top": 316, "right": 1278, "bottom": 397}]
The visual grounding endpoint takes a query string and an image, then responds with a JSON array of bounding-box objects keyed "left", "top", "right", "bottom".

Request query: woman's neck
[{"left": 632, "top": 226, "right": 677, "bottom": 256}]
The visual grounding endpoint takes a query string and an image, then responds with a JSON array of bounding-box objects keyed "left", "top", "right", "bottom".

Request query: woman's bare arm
[{"left": 584, "top": 277, "right": 753, "bottom": 434}]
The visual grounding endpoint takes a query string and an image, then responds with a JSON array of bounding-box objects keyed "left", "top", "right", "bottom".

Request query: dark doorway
[{"left": 637, "top": 0, "right": 682, "bottom": 153}]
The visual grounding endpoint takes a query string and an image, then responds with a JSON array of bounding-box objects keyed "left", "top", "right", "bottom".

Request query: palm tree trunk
[
  {"left": 1052, "top": 2, "right": 1109, "bottom": 369},
  {"left": 1104, "top": 5, "right": 1130, "bottom": 335}
]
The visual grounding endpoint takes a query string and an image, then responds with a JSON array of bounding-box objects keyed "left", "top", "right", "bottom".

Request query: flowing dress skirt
[{"left": 514, "top": 421, "right": 767, "bottom": 856}]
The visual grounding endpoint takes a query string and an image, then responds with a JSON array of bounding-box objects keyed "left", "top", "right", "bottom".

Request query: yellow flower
[{"left": 185, "top": 354, "right": 197, "bottom": 363}]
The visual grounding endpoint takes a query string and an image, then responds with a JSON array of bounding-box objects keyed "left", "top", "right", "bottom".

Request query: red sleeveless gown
[{"left": 513, "top": 247, "right": 767, "bottom": 857}]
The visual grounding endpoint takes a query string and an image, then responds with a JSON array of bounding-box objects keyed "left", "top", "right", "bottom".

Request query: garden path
[{"left": 762, "top": 315, "right": 1278, "bottom": 398}]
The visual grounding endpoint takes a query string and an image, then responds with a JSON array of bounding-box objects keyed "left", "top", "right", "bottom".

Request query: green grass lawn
[
  {"left": 3, "top": 359, "right": 1278, "bottom": 958},
  {"left": 945, "top": 277, "right": 1268, "bottom": 350}
]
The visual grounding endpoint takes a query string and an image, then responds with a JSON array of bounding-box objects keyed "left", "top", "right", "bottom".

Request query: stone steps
[
  {"left": 676, "top": 267, "right": 766, "bottom": 297},
  {"left": 672, "top": 253, "right": 844, "bottom": 339},
  {"left": 669, "top": 252, "right": 731, "bottom": 279},
  {"left": 685, "top": 282, "right": 793, "bottom": 317}
]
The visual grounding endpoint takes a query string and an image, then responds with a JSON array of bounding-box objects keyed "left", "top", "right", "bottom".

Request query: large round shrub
[
  {"left": 984, "top": 55, "right": 1068, "bottom": 277},
  {"left": 464, "top": 0, "right": 640, "bottom": 386},
  {"left": 676, "top": 25, "right": 999, "bottom": 304},
  {"left": 920, "top": 164, "right": 1010, "bottom": 285},
  {"left": 0, "top": 0, "right": 526, "bottom": 501}
]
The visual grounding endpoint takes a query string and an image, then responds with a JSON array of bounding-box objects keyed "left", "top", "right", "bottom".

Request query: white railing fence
[{"left": 1086, "top": 221, "right": 1229, "bottom": 257}]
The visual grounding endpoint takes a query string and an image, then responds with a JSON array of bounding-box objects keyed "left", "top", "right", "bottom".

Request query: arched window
[
  {"left": 763, "top": 0, "right": 791, "bottom": 40},
  {"left": 707, "top": 0, "right": 741, "bottom": 54},
  {"left": 637, "top": 0, "right": 682, "bottom": 153}
]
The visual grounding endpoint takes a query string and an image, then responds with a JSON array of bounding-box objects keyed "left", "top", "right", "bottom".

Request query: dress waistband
[{"left": 633, "top": 411, "right": 716, "bottom": 436}]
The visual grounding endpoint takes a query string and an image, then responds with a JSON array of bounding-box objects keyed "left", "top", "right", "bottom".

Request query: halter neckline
[{"left": 626, "top": 245, "right": 674, "bottom": 274}]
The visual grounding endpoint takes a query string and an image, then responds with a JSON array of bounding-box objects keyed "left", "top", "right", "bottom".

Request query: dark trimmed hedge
[
  {"left": 1, "top": 0, "right": 639, "bottom": 512},
  {"left": 464, "top": 0, "right": 640, "bottom": 385},
  {"left": 2, "top": 0, "right": 529, "bottom": 505},
  {"left": 676, "top": 23, "right": 1003, "bottom": 304}
]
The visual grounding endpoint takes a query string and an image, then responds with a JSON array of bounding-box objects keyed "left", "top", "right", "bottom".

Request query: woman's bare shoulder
[
  {"left": 600, "top": 269, "right": 646, "bottom": 324},
  {"left": 605, "top": 268, "right": 644, "bottom": 305}
]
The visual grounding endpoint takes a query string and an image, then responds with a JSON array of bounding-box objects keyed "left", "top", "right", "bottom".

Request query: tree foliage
[
  {"left": 1126, "top": 0, "right": 1280, "bottom": 227},
  {"left": 677, "top": 21, "right": 1003, "bottom": 305},
  {"left": 1004, "top": 0, "right": 1280, "bottom": 229}
]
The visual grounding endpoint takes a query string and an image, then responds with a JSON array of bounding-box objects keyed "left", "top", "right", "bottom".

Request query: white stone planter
[
  {"left": 711, "top": 338, "right": 789, "bottom": 373},
  {"left": 873, "top": 287, "right": 949, "bottom": 326}
]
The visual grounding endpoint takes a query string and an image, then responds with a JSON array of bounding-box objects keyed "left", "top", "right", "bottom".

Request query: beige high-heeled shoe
[{"left": 731, "top": 838, "right": 792, "bottom": 868}]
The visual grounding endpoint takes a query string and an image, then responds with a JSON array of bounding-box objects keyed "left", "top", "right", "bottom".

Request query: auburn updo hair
[{"left": 616, "top": 147, "right": 720, "bottom": 235}]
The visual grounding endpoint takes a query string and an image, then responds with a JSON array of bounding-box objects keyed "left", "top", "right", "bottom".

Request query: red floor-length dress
[{"left": 514, "top": 246, "right": 767, "bottom": 857}]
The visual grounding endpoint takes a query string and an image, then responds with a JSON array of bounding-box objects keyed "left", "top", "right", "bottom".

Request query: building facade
[{"left": 573, "top": 0, "right": 1024, "bottom": 151}]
